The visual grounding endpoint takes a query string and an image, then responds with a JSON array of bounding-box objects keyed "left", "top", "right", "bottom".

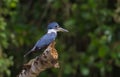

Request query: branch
[{"left": 17, "top": 42, "right": 60, "bottom": 77}]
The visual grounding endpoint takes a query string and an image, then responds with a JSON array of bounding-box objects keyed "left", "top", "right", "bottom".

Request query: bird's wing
[
  {"left": 32, "top": 33, "right": 56, "bottom": 51},
  {"left": 24, "top": 33, "right": 56, "bottom": 57}
]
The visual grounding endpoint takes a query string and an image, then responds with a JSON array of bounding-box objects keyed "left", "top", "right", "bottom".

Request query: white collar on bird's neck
[{"left": 47, "top": 29, "right": 57, "bottom": 34}]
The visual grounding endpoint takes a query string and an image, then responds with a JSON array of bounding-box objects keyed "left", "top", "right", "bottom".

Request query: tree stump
[{"left": 17, "top": 42, "right": 59, "bottom": 77}]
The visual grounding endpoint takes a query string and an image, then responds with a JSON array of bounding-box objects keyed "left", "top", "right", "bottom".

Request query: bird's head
[{"left": 47, "top": 22, "right": 68, "bottom": 33}]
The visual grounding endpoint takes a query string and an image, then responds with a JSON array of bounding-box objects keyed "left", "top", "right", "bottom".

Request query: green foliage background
[{"left": 0, "top": 0, "right": 120, "bottom": 77}]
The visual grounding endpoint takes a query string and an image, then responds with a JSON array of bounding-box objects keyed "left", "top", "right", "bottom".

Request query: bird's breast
[{"left": 48, "top": 32, "right": 57, "bottom": 37}]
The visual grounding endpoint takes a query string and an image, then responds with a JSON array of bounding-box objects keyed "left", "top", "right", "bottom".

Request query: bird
[{"left": 24, "top": 22, "right": 68, "bottom": 57}]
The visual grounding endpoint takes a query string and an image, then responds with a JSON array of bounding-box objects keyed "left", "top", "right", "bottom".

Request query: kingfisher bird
[{"left": 24, "top": 22, "right": 68, "bottom": 57}]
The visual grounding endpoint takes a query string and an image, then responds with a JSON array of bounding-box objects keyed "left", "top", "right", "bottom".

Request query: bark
[{"left": 17, "top": 42, "right": 59, "bottom": 77}]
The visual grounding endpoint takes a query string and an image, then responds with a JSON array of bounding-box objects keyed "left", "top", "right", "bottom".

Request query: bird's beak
[{"left": 57, "top": 27, "right": 69, "bottom": 32}]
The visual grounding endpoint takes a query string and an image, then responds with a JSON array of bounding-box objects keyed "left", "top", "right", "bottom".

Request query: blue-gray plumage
[{"left": 24, "top": 22, "right": 68, "bottom": 57}]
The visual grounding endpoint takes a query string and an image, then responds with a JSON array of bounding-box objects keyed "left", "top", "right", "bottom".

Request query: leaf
[
  {"left": 64, "top": 64, "right": 73, "bottom": 74},
  {"left": 81, "top": 66, "right": 89, "bottom": 76},
  {"left": 98, "top": 45, "right": 109, "bottom": 58}
]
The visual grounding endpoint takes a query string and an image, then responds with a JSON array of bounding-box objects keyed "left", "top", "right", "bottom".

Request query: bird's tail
[{"left": 24, "top": 50, "right": 33, "bottom": 57}]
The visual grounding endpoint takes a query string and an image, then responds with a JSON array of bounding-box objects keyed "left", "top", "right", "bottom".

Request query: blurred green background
[{"left": 0, "top": 0, "right": 120, "bottom": 77}]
